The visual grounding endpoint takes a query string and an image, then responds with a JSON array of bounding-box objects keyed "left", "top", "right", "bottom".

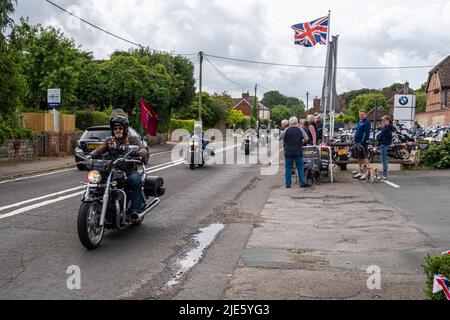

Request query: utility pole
[
  {"left": 198, "top": 51, "right": 203, "bottom": 121},
  {"left": 254, "top": 84, "right": 258, "bottom": 128},
  {"left": 306, "top": 91, "right": 310, "bottom": 111}
]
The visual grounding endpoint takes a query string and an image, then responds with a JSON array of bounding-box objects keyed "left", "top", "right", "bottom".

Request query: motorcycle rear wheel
[
  {"left": 78, "top": 201, "right": 104, "bottom": 250},
  {"left": 398, "top": 147, "right": 410, "bottom": 160}
]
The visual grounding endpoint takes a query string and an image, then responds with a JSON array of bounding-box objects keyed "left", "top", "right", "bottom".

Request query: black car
[{"left": 75, "top": 125, "right": 150, "bottom": 170}]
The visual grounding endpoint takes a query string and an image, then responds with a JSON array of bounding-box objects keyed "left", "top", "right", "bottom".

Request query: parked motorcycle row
[{"left": 327, "top": 123, "right": 450, "bottom": 164}]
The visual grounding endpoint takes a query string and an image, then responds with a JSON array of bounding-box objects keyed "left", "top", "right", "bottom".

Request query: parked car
[{"left": 75, "top": 125, "right": 150, "bottom": 170}]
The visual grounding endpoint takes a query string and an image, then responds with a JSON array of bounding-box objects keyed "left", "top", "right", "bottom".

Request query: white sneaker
[
  {"left": 358, "top": 174, "right": 367, "bottom": 181},
  {"left": 381, "top": 176, "right": 388, "bottom": 180},
  {"left": 352, "top": 170, "right": 359, "bottom": 174},
  {"left": 352, "top": 172, "right": 362, "bottom": 179}
]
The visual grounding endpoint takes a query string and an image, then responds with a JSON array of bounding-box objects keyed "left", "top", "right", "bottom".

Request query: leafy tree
[
  {"left": 0, "top": 41, "right": 23, "bottom": 125},
  {"left": 271, "top": 105, "right": 291, "bottom": 126},
  {"left": 10, "top": 18, "right": 89, "bottom": 110},
  {"left": 0, "top": 0, "right": 16, "bottom": 36},
  {"left": 261, "top": 91, "right": 287, "bottom": 108},
  {"left": 226, "top": 109, "right": 244, "bottom": 127},
  {"left": 346, "top": 92, "right": 388, "bottom": 119},
  {"left": 175, "top": 92, "right": 232, "bottom": 129},
  {"left": 415, "top": 91, "right": 426, "bottom": 113}
]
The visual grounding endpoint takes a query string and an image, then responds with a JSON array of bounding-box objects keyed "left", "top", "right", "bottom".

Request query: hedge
[
  {"left": 423, "top": 253, "right": 450, "bottom": 300},
  {"left": 75, "top": 110, "right": 110, "bottom": 130},
  {"left": 169, "top": 119, "right": 195, "bottom": 132},
  {"left": 0, "top": 123, "right": 35, "bottom": 144},
  {"left": 420, "top": 136, "right": 450, "bottom": 169}
]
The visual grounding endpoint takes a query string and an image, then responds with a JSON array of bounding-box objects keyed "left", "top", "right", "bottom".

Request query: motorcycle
[
  {"left": 367, "top": 143, "right": 410, "bottom": 161},
  {"left": 184, "top": 134, "right": 215, "bottom": 170},
  {"left": 241, "top": 133, "right": 257, "bottom": 155},
  {"left": 258, "top": 129, "right": 269, "bottom": 146},
  {"left": 76, "top": 145, "right": 165, "bottom": 249}
]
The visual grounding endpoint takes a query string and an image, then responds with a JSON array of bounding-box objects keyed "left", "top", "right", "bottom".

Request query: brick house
[
  {"left": 416, "top": 55, "right": 450, "bottom": 126},
  {"left": 232, "top": 92, "right": 271, "bottom": 120}
]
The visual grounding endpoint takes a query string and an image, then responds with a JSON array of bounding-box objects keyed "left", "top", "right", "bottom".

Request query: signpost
[
  {"left": 393, "top": 94, "right": 416, "bottom": 129},
  {"left": 47, "top": 89, "right": 61, "bottom": 133}
]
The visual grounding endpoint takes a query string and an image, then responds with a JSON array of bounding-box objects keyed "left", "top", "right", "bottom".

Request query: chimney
[
  {"left": 242, "top": 91, "right": 250, "bottom": 101},
  {"left": 313, "top": 98, "right": 321, "bottom": 109}
]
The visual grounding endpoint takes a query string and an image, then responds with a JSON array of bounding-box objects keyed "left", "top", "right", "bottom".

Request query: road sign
[
  {"left": 393, "top": 94, "right": 416, "bottom": 129},
  {"left": 47, "top": 88, "right": 61, "bottom": 109}
]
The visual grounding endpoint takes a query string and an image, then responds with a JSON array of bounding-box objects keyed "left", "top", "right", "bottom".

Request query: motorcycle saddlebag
[{"left": 144, "top": 176, "right": 165, "bottom": 197}]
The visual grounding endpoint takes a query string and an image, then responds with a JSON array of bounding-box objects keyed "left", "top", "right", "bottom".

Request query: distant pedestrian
[
  {"left": 279, "top": 117, "right": 311, "bottom": 188},
  {"left": 352, "top": 110, "right": 371, "bottom": 181},
  {"left": 301, "top": 120, "right": 313, "bottom": 146},
  {"left": 315, "top": 115, "right": 323, "bottom": 143},
  {"left": 377, "top": 115, "right": 394, "bottom": 180},
  {"left": 307, "top": 115, "right": 317, "bottom": 145}
]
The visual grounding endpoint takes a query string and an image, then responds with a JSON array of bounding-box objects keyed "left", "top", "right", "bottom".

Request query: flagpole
[{"left": 322, "top": 10, "right": 331, "bottom": 142}]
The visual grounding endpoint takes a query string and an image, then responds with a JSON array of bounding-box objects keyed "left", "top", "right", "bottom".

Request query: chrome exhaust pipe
[{"left": 137, "top": 198, "right": 160, "bottom": 219}]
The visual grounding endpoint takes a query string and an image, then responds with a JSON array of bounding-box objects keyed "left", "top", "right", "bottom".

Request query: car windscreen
[{"left": 81, "top": 129, "right": 111, "bottom": 141}]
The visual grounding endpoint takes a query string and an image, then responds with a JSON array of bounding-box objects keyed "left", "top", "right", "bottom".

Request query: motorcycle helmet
[{"left": 110, "top": 109, "right": 129, "bottom": 137}]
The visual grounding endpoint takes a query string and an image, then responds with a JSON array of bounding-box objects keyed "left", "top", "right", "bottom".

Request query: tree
[
  {"left": 0, "top": 0, "right": 16, "bottom": 36},
  {"left": 0, "top": 0, "right": 22, "bottom": 126},
  {"left": 346, "top": 93, "right": 388, "bottom": 119},
  {"left": 416, "top": 92, "right": 426, "bottom": 113},
  {"left": 226, "top": 109, "right": 244, "bottom": 127},
  {"left": 271, "top": 105, "right": 291, "bottom": 126},
  {"left": 261, "top": 91, "right": 287, "bottom": 108},
  {"left": 10, "top": 18, "right": 89, "bottom": 110}
]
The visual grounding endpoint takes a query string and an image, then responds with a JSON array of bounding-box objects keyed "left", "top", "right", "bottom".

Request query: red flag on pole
[{"left": 140, "top": 98, "right": 160, "bottom": 136}]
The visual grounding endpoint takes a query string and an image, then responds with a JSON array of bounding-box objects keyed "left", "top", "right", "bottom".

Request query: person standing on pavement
[
  {"left": 315, "top": 115, "right": 323, "bottom": 144},
  {"left": 352, "top": 110, "right": 371, "bottom": 181},
  {"left": 377, "top": 115, "right": 394, "bottom": 180},
  {"left": 301, "top": 119, "right": 313, "bottom": 146},
  {"left": 279, "top": 117, "right": 311, "bottom": 188},
  {"left": 307, "top": 115, "right": 317, "bottom": 146}
]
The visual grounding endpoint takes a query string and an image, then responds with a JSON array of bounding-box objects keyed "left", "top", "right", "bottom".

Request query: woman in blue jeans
[{"left": 377, "top": 115, "right": 394, "bottom": 180}]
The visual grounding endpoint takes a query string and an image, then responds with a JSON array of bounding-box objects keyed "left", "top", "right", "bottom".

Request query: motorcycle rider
[
  {"left": 89, "top": 111, "right": 149, "bottom": 220},
  {"left": 191, "top": 123, "right": 214, "bottom": 156}
]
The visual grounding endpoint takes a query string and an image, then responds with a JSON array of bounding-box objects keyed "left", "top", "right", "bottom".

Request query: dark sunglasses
[{"left": 113, "top": 127, "right": 124, "bottom": 131}]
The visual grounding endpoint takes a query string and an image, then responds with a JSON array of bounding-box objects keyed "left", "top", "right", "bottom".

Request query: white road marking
[
  {"left": 0, "top": 144, "right": 238, "bottom": 219},
  {"left": 0, "top": 186, "right": 84, "bottom": 212},
  {"left": 0, "top": 168, "right": 77, "bottom": 185},
  {"left": 0, "top": 191, "right": 85, "bottom": 220},
  {"left": 383, "top": 180, "right": 400, "bottom": 188}
]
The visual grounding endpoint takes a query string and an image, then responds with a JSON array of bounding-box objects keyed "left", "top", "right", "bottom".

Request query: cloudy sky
[{"left": 13, "top": 0, "right": 450, "bottom": 107}]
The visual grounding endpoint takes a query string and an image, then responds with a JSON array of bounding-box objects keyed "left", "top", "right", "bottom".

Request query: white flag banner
[{"left": 433, "top": 274, "right": 443, "bottom": 294}]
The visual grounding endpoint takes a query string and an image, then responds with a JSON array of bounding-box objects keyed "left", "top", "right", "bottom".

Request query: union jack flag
[
  {"left": 291, "top": 16, "right": 329, "bottom": 47},
  {"left": 434, "top": 274, "right": 450, "bottom": 300}
]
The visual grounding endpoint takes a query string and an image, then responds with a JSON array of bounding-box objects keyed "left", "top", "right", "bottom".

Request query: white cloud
[{"left": 12, "top": 0, "right": 450, "bottom": 100}]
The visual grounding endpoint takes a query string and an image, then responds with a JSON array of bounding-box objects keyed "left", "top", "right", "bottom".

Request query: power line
[
  {"left": 204, "top": 53, "right": 434, "bottom": 70},
  {"left": 44, "top": 0, "right": 195, "bottom": 56},
  {"left": 204, "top": 56, "right": 250, "bottom": 90}
]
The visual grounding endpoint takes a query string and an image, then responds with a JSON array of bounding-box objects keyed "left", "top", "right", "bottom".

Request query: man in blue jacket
[{"left": 352, "top": 110, "right": 371, "bottom": 180}]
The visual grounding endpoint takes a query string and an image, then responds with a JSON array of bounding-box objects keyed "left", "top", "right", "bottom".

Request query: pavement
[{"left": 211, "top": 165, "right": 442, "bottom": 300}]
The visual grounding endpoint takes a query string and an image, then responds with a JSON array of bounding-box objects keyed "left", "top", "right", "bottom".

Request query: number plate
[
  {"left": 87, "top": 144, "right": 101, "bottom": 150},
  {"left": 338, "top": 149, "right": 347, "bottom": 156}
]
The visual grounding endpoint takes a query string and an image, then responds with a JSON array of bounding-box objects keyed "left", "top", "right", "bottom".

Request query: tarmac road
[
  {"left": 366, "top": 169, "right": 450, "bottom": 249},
  {"left": 0, "top": 137, "right": 278, "bottom": 299}
]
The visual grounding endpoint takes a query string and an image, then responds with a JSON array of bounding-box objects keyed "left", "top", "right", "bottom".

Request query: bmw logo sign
[{"left": 399, "top": 96, "right": 409, "bottom": 106}]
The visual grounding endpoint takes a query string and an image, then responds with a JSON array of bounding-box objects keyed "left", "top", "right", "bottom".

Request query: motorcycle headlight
[{"left": 87, "top": 170, "right": 102, "bottom": 184}]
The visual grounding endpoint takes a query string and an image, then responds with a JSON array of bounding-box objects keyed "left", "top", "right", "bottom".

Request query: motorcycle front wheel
[{"left": 77, "top": 201, "right": 105, "bottom": 250}]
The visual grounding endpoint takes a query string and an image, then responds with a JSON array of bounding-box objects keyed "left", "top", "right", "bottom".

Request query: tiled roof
[{"left": 429, "top": 55, "right": 450, "bottom": 88}]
